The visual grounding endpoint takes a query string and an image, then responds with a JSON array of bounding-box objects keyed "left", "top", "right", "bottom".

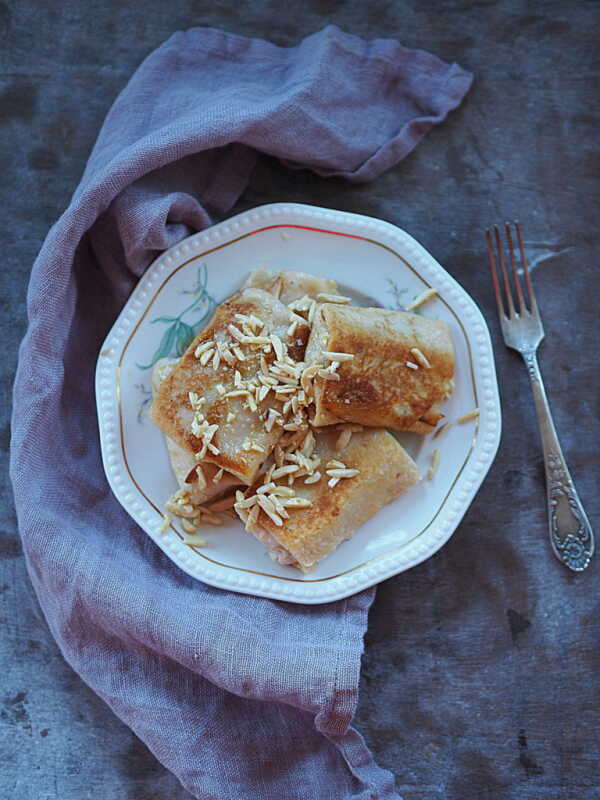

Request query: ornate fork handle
[{"left": 523, "top": 350, "right": 594, "bottom": 571}]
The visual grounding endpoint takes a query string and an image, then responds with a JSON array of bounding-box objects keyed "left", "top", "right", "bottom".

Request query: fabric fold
[{"left": 11, "top": 24, "right": 472, "bottom": 799}]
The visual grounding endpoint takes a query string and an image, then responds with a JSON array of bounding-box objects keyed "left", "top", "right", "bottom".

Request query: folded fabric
[{"left": 10, "top": 25, "right": 472, "bottom": 800}]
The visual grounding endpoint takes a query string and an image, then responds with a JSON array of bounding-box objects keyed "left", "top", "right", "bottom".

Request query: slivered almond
[
  {"left": 194, "top": 340, "right": 214, "bottom": 357},
  {"left": 270, "top": 334, "right": 284, "bottom": 361},
  {"left": 235, "top": 494, "right": 259, "bottom": 509},
  {"left": 258, "top": 385, "right": 270, "bottom": 402},
  {"left": 272, "top": 465, "right": 300, "bottom": 479},
  {"left": 406, "top": 361, "right": 419, "bottom": 370},
  {"left": 316, "top": 293, "right": 351, "bottom": 304},
  {"left": 280, "top": 497, "right": 313, "bottom": 508},
  {"left": 457, "top": 408, "right": 480, "bottom": 424},
  {"left": 267, "top": 494, "right": 289, "bottom": 518},
  {"left": 221, "top": 347, "right": 235, "bottom": 366},
  {"left": 228, "top": 324, "right": 246, "bottom": 342},
  {"left": 410, "top": 347, "right": 432, "bottom": 369},
  {"left": 257, "top": 495, "right": 283, "bottom": 526},
  {"left": 318, "top": 370, "right": 340, "bottom": 381},
  {"left": 255, "top": 494, "right": 276, "bottom": 514},
  {"left": 322, "top": 351, "right": 354, "bottom": 362},
  {"left": 183, "top": 533, "right": 207, "bottom": 546},
  {"left": 427, "top": 448, "right": 441, "bottom": 480},
  {"left": 269, "top": 486, "right": 295, "bottom": 497},
  {"left": 271, "top": 373, "right": 297, "bottom": 386},
  {"left": 273, "top": 361, "right": 299, "bottom": 377},
  {"left": 242, "top": 335, "right": 271, "bottom": 346},
  {"left": 199, "top": 348, "right": 215, "bottom": 366},
  {"left": 181, "top": 518, "right": 197, "bottom": 535},
  {"left": 304, "top": 471, "right": 321, "bottom": 484},
  {"left": 159, "top": 514, "right": 171, "bottom": 534},
  {"left": 212, "top": 467, "right": 224, "bottom": 484},
  {"left": 325, "top": 468, "right": 359, "bottom": 478},
  {"left": 405, "top": 288, "right": 437, "bottom": 311},
  {"left": 233, "top": 346, "right": 246, "bottom": 361},
  {"left": 165, "top": 500, "right": 197, "bottom": 519},
  {"left": 257, "top": 482, "right": 276, "bottom": 495},
  {"left": 195, "top": 465, "right": 207, "bottom": 489}
]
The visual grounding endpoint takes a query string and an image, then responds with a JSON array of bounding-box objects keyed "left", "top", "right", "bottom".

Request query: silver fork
[{"left": 486, "top": 222, "right": 594, "bottom": 571}]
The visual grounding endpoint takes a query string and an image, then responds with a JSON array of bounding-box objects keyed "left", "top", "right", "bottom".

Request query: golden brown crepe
[
  {"left": 244, "top": 268, "right": 339, "bottom": 305},
  {"left": 239, "top": 428, "right": 420, "bottom": 572},
  {"left": 305, "top": 304, "right": 455, "bottom": 431},
  {"left": 149, "top": 268, "right": 450, "bottom": 571},
  {"left": 151, "top": 359, "right": 241, "bottom": 504},
  {"left": 151, "top": 288, "right": 309, "bottom": 485}
]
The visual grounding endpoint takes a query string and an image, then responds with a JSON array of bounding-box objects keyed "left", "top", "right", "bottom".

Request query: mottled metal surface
[{"left": 1, "top": 1, "right": 598, "bottom": 798}]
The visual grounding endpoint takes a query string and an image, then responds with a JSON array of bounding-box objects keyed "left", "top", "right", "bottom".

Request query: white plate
[{"left": 96, "top": 203, "right": 501, "bottom": 604}]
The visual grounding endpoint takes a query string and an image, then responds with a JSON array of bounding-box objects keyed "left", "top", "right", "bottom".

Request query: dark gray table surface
[{"left": 1, "top": 1, "right": 598, "bottom": 798}]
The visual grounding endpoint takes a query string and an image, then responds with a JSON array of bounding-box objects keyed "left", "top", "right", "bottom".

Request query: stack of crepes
[{"left": 150, "top": 269, "right": 455, "bottom": 571}]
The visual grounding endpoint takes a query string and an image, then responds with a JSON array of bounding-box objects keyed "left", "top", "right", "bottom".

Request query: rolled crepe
[
  {"left": 305, "top": 304, "right": 455, "bottom": 431},
  {"left": 239, "top": 428, "right": 420, "bottom": 572},
  {"left": 244, "top": 268, "right": 339, "bottom": 304},
  {"left": 151, "top": 359, "right": 241, "bottom": 504},
  {"left": 151, "top": 288, "right": 310, "bottom": 485}
]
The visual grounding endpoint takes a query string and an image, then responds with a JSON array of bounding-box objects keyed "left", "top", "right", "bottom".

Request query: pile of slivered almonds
[{"left": 162, "top": 291, "right": 365, "bottom": 543}]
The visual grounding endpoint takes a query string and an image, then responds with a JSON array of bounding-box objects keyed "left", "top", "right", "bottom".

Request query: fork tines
[{"left": 486, "top": 221, "right": 537, "bottom": 319}]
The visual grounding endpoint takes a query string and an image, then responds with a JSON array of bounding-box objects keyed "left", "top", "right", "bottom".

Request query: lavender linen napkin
[{"left": 11, "top": 25, "right": 472, "bottom": 799}]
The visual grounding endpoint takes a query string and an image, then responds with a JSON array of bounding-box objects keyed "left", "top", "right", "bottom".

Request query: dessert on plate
[{"left": 150, "top": 269, "right": 455, "bottom": 571}]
